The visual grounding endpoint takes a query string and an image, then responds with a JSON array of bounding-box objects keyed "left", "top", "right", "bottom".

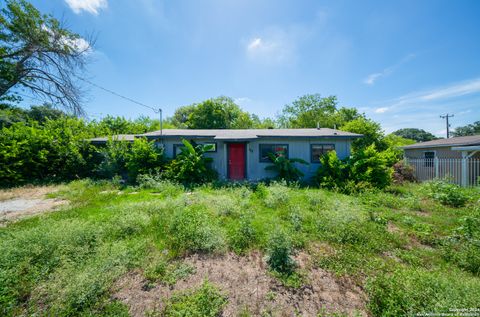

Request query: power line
[{"left": 75, "top": 75, "right": 159, "bottom": 113}]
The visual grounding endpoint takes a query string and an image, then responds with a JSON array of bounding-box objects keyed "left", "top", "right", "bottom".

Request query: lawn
[{"left": 0, "top": 180, "right": 479, "bottom": 316}]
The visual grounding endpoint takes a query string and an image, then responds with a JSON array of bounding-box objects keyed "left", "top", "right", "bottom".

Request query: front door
[{"left": 228, "top": 143, "right": 246, "bottom": 180}]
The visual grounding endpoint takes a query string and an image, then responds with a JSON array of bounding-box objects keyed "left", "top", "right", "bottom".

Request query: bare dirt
[
  {"left": 113, "top": 251, "right": 368, "bottom": 317},
  {"left": 0, "top": 186, "right": 68, "bottom": 225}
]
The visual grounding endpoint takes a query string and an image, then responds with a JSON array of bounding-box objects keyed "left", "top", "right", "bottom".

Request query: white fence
[{"left": 405, "top": 158, "right": 480, "bottom": 187}]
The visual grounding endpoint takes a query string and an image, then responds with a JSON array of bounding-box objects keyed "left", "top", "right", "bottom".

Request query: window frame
[
  {"left": 259, "top": 144, "right": 289, "bottom": 163},
  {"left": 310, "top": 144, "right": 336, "bottom": 163},
  {"left": 424, "top": 151, "right": 436, "bottom": 167}
]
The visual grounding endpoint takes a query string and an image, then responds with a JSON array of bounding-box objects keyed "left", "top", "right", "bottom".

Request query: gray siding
[
  {"left": 404, "top": 147, "right": 463, "bottom": 159},
  {"left": 156, "top": 137, "right": 353, "bottom": 181}
]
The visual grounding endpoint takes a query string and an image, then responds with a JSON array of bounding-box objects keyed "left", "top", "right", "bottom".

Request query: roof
[
  {"left": 402, "top": 135, "right": 480, "bottom": 149},
  {"left": 90, "top": 134, "right": 136, "bottom": 143},
  {"left": 141, "top": 128, "right": 362, "bottom": 140}
]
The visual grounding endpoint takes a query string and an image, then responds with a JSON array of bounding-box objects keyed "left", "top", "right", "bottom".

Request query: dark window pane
[
  {"left": 259, "top": 144, "right": 288, "bottom": 162},
  {"left": 424, "top": 151, "right": 435, "bottom": 167},
  {"left": 311, "top": 144, "right": 335, "bottom": 163}
]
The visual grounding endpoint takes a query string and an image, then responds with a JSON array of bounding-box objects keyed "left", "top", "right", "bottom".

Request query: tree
[
  {"left": 392, "top": 128, "right": 438, "bottom": 143},
  {"left": 452, "top": 121, "right": 480, "bottom": 137},
  {"left": 0, "top": 0, "right": 91, "bottom": 115},
  {"left": 171, "top": 96, "right": 258, "bottom": 129},
  {"left": 278, "top": 94, "right": 363, "bottom": 128},
  {"left": 341, "top": 117, "right": 387, "bottom": 151}
]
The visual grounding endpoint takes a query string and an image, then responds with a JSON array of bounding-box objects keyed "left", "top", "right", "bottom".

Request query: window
[
  {"left": 424, "top": 151, "right": 435, "bottom": 167},
  {"left": 310, "top": 144, "right": 335, "bottom": 163},
  {"left": 173, "top": 144, "right": 184, "bottom": 158},
  {"left": 173, "top": 142, "right": 216, "bottom": 158},
  {"left": 259, "top": 144, "right": 288, "bottom": 162}
]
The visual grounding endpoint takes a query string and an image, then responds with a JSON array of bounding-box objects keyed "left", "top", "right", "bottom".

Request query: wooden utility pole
[{"left": 440, "top": 114, "right": 454, "bottom": 138}]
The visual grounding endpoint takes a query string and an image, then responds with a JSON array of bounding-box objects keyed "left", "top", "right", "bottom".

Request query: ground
[{"left": 0, "top": 180, "right": 479, "bottom": 317}]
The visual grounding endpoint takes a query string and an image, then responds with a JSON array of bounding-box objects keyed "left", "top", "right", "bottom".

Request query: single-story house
[
  {"left": 91, "top": 128, "right": 362, "bottom": 181},
  {"left": 402, "top": 135, "right": 480, "bottom": 186}
]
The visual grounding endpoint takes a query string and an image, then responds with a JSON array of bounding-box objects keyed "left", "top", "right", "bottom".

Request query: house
[
  {"left": 91, "top": 128, "right": 362, "bottom": 181},
  {"left": 402, "top": 135, "right": 480, "bottom": 186}
]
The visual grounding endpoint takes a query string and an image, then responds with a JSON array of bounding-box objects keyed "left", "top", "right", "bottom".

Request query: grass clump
[
  {"left": 160, "top": 280, "right": 227, "bottom": 317},
  {"left": 144, "top": 257, "right": 195, "bottom": 286},
  {"left": 228, "top": 213, "right": 257, "bottom": 253},
  {"left": 265, "top": 229, "right": 296, "bottom": 275},
  {"left": 167, "top": 205, "right": 226, "bottom": 256},
  {"left": 366, "top": 267, "right": 480, "bottom": 316},
  {"left": 264, "top": 181, "right": 292, "bottom": 208},
  {"left": 424, "top": 180, "right": 470, "bottom": 207}
]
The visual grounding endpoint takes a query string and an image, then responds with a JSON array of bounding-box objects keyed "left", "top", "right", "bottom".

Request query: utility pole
[{"left": 440, "top": 114, "right": 454, "bottom": 138}]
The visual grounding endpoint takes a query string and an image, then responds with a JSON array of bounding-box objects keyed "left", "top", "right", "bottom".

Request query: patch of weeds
[
  {"left": 265, "top": 229, "right": 297, "bottom": 274},
  {"left": 228, "top": 213, "right": 257, "bottom": 253},
  {"left": 270, "top": 270, "right": 305, "bottom": 288},
  {"left": 289, "top": 207, "right": 303, "bottom": 232},
  {"left": 366, "top": 267, "right": 480, "bottom": 316},
  {"left": 423, "top": 180, "right": 469, "bottom": 207},
  {"left": 136, "top": 175, "right": 184, "bottom": 198},
  {"left": 210, "top": 195, "right": 241, "bottom": 217},
  {"left": 167, "top": 205, "right": 226, "bottom": 256},
  {"left": 145, "top": 258, "right": 195, "bottom": 286},
  {"left": 264, "top": 182, "right": 291, "bottom": 209},
  {"left": 367, "top": 210, "right": 388, "bottom": 226},
  {"left": 160, "top": 279, "right": 227, "bottom": 317}
]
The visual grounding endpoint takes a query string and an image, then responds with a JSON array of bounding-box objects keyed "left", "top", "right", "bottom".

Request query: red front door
[{"left": 228, "top": 143, "right": 246, "bottom": 180}]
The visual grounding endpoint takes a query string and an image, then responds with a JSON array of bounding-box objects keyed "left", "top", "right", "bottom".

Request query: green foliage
[
  {"left": 228, "top": 213, "right": 257, "bottom": 253},
  {"left": 163, "top": 139, "right": 217, "bottom": 184},
  {"left": 341, "top": 117, "right": 387, "bottom": 151},
  {"left": 265, "top": 229, "right": 297, "bottom": 274},
  {"left": 315, "top": 145, "right": 392, "bottom": 192},
  {"left": 144, "top": 258, "right": 195, "bottom": 286},
  {"left": 167, "top": 205, "right": 226, "bottom": 255},
  {"left": 423, "top": 180, "right": 469, "bottom": 207},
  {"left": 392, "top": 128, "right": 438, "bottom": 142},
  {"left": 278, "top": 94, "right": 363, "bottom": 129},
  {"left": 265, "top": 153, "right": 308, "bottom": 182},
  {"left": 451, "top": 121, "right": 480, "bottom": 137},
  {"left": 366, "top": 268, "right": 480, "bottom": 316},
  {"left": 161, "top": 280, "right": 227, "bottom": 317}
]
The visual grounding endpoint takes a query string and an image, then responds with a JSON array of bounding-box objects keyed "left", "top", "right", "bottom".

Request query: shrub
[
  {"left": 264, "top": 181, "right": 292, "bottom": 208},
  {"left": 265, "top": 229, "right": 296, "bottom": 274},
  {"left": 265, "top": 153, "right": 308, "bottom": 182},
  {"left": 229, "top": 213, "right": 257, "bottom": 253},
  {"left": 392, "top": 160, "right": 416, "bottom": 184},
  {"left": 315, "top": 145, "right": 392, "bottom": 193},
  {"left": 366, "top": 268, "right": 480, "bottom": 316},
  {"left": 162, "top": 139, "right": 217, "bottom": 185},
  {"left": 424, "top": 180, "right": 469, "bottom": 207},
  {"left": 161, "top": 280, "right": 227, "bottom": 317},
  {"left": 167, "top": 205, "right": 226, "bottom": 255}
]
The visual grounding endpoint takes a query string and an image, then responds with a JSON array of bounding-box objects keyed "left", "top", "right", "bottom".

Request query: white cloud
[
  {"left": 420, "top": 80, "right": 480, "bottom": 101},
  {"left": 65, "top": 0, "right": 107, "bottom": 15},
  {"left": 244, "top": 25, "right": 309, "bottom": 65},
  {"left": 363, "top": 53, "right": 415, "bottom": 85},
  {"left": 374, "top": 107, "right": 389, "bottom": 114},
  {"left": 234, "top": 97, "right": 252, "bottom": 105}
]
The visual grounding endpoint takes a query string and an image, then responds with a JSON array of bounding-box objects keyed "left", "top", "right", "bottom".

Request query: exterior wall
[
  {"left": 155, "top": 137, "right": 353, "bottom": 181},
  {"left": 404, "top": 146, "right": 462, "bottom": 159}
]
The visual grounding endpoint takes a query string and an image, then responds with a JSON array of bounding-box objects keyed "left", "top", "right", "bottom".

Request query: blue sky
[{"left": 22, "top": 0, "right": 480, "bottom": 135}]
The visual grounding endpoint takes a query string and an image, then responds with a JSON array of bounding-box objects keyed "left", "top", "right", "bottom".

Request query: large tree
[
  {"left": 171, "top": 96, "right": 260, "bottom": 129},
  {"left": 452, "top": 121, "right": 480, "bottom": 137},
  {"left": 278, "top": 94, "right": 363, "bottom": 128},
  {"left": 392, "top": 128, "right": 437, "bottom": 143},
  {"left": 341, "top": 117, "right": 387, "bottom": 151},
  {"left": 0, "top": 0, "right": 91, "bottom": 115}
]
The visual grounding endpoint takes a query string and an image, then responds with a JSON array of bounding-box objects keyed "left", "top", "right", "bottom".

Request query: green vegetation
[
  {"left": 451, "top": 120, "right": 480, "bottom": 137},
  {"left": 265, "top": 152, "right": 308, "bottom": 182},
  {"left": 0, "top": 180, "right": 479, "bottom": 316},
  {"left": 392, "top": 128, "right": 438, "bottom": 142}
]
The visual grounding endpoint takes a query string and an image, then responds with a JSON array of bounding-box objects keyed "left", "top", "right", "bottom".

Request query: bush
[
  {"left": 366, "top": 268, "right": 480, "bottom": 316},
  {"left": 265, "top": 153, "right": 308, "bottom": 182},
  {"left": 264, "top": 181, "right": 292, "bottom": 208},
  {"left": 315, "top": 145, "right": 392, "bottom": 193},
  {"left": 229, "top": 213, "right": 257, "bottom": 253},
  {"left": 167, "top": 205, "right": 226, "bottom": 255},
  {"left": 161, "top": 280, "right": 227, "bottom": 317},
  {"left": 424, "top": 180, "right": 469, "bottom": 207},
  {"left": 162, "top": 139, "right": 217, "bottom": 185},
  {"left": 392, "top": 161, "right": 416, "bottom": 184},
  {"left": 265, "top": 229, "right": 296, "bottom": 274}
]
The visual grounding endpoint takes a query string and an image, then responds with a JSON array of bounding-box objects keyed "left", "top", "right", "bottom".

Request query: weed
[{"left": 265, "top": 229, "right": 296, "bottom": 274}]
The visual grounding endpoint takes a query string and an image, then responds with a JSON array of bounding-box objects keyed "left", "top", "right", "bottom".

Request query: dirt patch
[
  {"left": 113, "top": 252, "right": 368, "bottom": 317},
  {"left": 0, "top": 186, "right": 68, "bottom": 225}
]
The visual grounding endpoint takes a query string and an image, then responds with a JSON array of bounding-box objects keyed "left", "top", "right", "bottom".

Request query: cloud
[
  {"left": 374, "top": 107, "right": 389, "bottom": 114},
  {"left": 234, "top": 97, "right": 252, "bottom": 105},
  {"left": 65, "top": 0, "right": 107, "bottom": 15},
  {"left": 244, "top": 25, "right": 310, "bottom": 65},
  {"left": 363, "top": 53, "right": 415, "bottom": 85}
]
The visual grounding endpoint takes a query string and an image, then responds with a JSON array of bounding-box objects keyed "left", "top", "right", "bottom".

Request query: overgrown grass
[{"left": 0, "top": 179, "right": 479, "bottom": 316}]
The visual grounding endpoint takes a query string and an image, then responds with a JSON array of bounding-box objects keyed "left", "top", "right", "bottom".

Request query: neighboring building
[
  {"left": 402, "top": 135, "right": 480, "bottom": 186},
  {"left": 91, "top": 128, "right": 362, "bottom": 181}
]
